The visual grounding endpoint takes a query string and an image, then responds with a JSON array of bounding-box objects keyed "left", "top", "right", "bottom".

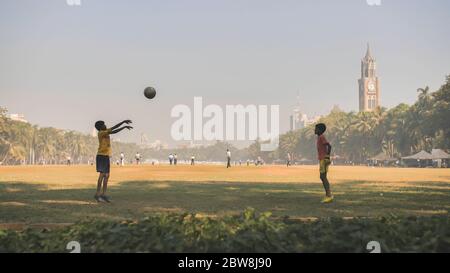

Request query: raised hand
[
  {"left": 111, "top": 120, "right": 133, "bottom": 131},
  {"left": 111, "top": 125, "right": 133, "bottom": 134}
]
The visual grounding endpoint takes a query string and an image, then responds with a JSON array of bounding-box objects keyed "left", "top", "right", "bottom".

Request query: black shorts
[{"left": 96, "top": 155, "right": 110, "bottom": 173}]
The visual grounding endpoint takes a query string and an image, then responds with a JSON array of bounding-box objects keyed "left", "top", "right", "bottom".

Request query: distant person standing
[
  {"left": 191, "top": 155, "right": 195, "bottom": 165},
  {"left": 287, "top": 152, "right": 292, "bottom": 167},
  {"left": 169, "top": 154, "right": 174, "bottom": 165},
  {"left": 256, "top": 156, "right": 263, "bottom": 166},
  {"left": 226, "top": 149, "right": 231, "bottom": 168},
  {"left": 135, "top": 152, "right": 141, "bottom": 165},
  {"left": 67, "top": 156, "right": 71, "bottom": 166},
  {"left": 120, "top": 152, "right": 125, "bottom": 166},
  {"left": 174, "top": 154, "right": 178, "bottom": 165}
]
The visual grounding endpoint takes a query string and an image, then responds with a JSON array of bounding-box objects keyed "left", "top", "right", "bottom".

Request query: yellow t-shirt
[{"left": 97, "top": 129, "right": 112, "bottom": 156}]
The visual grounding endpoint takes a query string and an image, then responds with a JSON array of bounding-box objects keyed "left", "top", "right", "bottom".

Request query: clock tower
[{"left": 358, "top": 44, "right": 380, "bottom": 112}]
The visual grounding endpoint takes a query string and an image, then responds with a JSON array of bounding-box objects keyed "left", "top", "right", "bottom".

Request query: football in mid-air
[{"left": 144, "top": 87, "right": 156, "bottom": 99}]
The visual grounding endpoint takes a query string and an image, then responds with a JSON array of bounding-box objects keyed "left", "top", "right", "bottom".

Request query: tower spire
[
  {"left": 365, "top": 43, "right": 373, "bottom": 60},
  {"left": 359, "top": 43, "right": 380, "bottom": 112}
]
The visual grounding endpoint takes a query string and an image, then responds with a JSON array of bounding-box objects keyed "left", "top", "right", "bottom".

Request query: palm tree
[
  {"left": 280, "top": 131, "right": 299, "bottom": 158},
  {"left": 35, "top": 128, "right": 57, "bottom": 163}
]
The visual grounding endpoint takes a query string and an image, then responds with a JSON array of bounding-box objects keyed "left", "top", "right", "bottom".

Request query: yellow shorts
[{"left": 319, "top": 158, "right": 331, "bottom": 174}]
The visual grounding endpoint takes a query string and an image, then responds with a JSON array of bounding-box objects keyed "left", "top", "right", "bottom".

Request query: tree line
[
  {"left": 273, "top": 75, "right": 450, "bottom": 163},
  {"left": 1, "top": 75, "right": 448, "bottom": 165}
]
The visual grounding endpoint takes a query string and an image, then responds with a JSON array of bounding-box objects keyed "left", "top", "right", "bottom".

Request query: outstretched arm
[
  {"left": 111, "top": 126, "right": 133, "bottom": 134},
  {"left": 110, "top": 120, "right": 132, "bottom": 131}
]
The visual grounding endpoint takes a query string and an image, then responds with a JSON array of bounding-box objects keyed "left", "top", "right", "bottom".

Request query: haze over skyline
[{"left": 1, "top": 0, "right": 449, "bottom": 147}]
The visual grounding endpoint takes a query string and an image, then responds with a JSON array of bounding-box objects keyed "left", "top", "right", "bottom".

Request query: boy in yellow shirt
[{"left": 94, "top": 120, "right": 133, "bottom": 203}]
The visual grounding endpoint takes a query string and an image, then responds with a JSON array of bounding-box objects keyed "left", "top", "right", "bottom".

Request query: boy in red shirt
[{"left": 315, "top": 123, "right": 333, "bottom": 203}]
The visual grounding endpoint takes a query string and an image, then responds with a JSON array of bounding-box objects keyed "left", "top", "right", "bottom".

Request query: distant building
[
  {"left": 289, "top": 95, "right": 321, "bottom": 131},
  {"left": 358, "top": 43, "right": 381, "bottom": 112},
  {"left": 176, "top": 143, "right": 190, "bottom": 149},
  {"left": 188, "top": 141, "right": 207, "bottom": 148},
  {"left": 290, "top": 112, "right": 320, "bottom": 131},
  {"left": 148, "top": 140, "right": 168, "bottom": 150},
  {"left": 140, "top": 133, "right": 150, "bottom": 147},
  {"left": 9, "top": 114, "right": 28, "bottom": 123}
]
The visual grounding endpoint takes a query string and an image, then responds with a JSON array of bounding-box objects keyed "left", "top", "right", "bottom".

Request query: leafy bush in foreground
[{"left": 0, "top": 209, "right": 449, "bottom": 253}]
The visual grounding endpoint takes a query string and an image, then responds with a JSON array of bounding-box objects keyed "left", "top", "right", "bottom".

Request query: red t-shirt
[{"left": 317, "top": 134, "right": 329, "bottom": 160}]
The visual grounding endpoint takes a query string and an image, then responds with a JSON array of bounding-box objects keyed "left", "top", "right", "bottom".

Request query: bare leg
[
  {"left": 96, "top": 173, "right": 104, "bottom": 196},
  {"left": 102, "top": 173, "right": 110, "bottom": 195},
  {"left": 320, "top": 173, "right": 332, "bottom": 197}
]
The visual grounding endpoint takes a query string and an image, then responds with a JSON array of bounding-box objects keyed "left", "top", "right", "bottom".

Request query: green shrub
[{"left": 0, "top": 209, "right": 449, "bottom": 253}]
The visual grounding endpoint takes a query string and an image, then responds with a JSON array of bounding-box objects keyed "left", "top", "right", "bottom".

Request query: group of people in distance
[
  {"left": 117, "top": 152, "right": 141, "bottom": 166},
  {"left": 93, "top": 119, "right": 334, "bottom": 204},
  {"left": 168, "top": 153, "right": 178, "bottom": 165}
]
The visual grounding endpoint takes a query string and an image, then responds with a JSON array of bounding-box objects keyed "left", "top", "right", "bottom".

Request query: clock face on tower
[{"left": 368, "top": 81, "right": 376, "bottom": 93}]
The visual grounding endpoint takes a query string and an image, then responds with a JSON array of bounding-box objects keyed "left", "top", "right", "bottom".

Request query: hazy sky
[{"left": 1, "top": 0, "right": 449, "bottom": 146}]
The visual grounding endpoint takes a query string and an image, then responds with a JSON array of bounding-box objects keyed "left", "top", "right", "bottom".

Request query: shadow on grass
[{"left": 0, "top": 180, "right": 449, "bottom": 224}]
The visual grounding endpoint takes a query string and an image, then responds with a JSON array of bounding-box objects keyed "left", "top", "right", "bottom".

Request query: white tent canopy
[
  {"left": 431, "top": 149, "right": 450, "bottom": 160},
  {"left": 401, "top": 150, "right": 434, "bottom": 160}
]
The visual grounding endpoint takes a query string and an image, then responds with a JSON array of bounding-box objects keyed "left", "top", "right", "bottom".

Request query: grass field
[{"left": 0, "top": 164, "right": 449, "bottom": 226}]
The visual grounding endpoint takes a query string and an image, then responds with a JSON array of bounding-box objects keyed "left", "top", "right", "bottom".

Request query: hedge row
[{"left": 1, "top": 209, "right": 449, "bottom": 253}]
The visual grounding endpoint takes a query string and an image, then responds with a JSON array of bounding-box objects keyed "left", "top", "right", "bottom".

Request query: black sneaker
[
  {"left": 101, "top": 195, "right": 111, "bottom": 203},
  {"left": 94, "top": 195, "right": 103, "bottom": 202}
]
